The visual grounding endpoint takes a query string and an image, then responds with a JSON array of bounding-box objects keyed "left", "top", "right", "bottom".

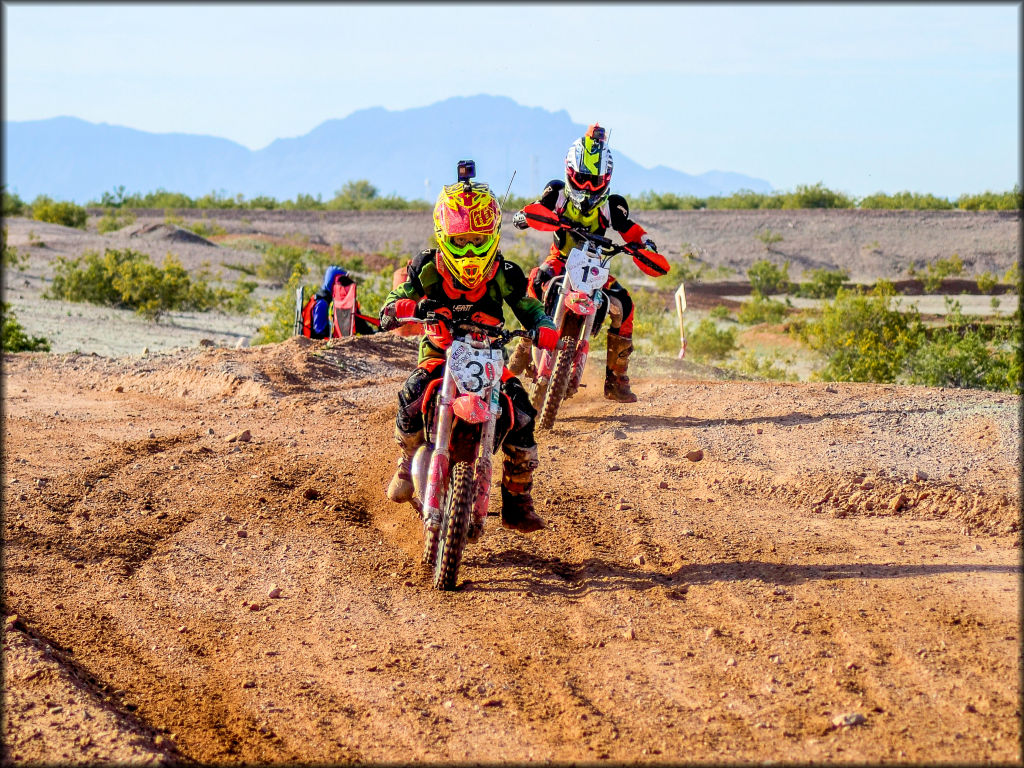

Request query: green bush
[
  {"left": 45, "top": 247, "right": 225, "bottom": 319},
  {"left": 908, "top": 253, "right": 964, "bottom": 292},
  {"left": 857, "top": 191, "right": 954, "bottom": 210},
  {"left": 781, "top": 183, "right": 855, "bottom": 210},
  {"left": 792, "top": 280, "right": 922, "bottom": 383},
  {"left": 795, "top": 268, "right": 849, "bottom": 299},
  {"left": 956, "top": 185, "right": 1022, "bottom": 211},
  {"left": 185, "top": 219, "right": 227, "bottom": 238},
  {"left": 2, "top": 303, "right": 50, "bottom": 352},
  {"left": 31, "top": 196, "right": 87, "bottom": 229},
  {"left": 726, "top": 349, "right": 796, "bottom": 381},
  {"left": 976, "top": 271, "right": 998, "bottom": 294},
  {"left": 747, "top": 259, "right": 791, "bottom": 295},
  {"left": 709, "top": 305, "right": 734, "bottom": 322},
  {"left": 2, "top": 186, "right": 27, "bottom": 216},
  {"left": 253, "top": 265, "right": 311, "bottom": 345},
  {"left": 256, "top": 244, "right": 309, "bottom": 284},
  {"left": 685, "top": 317, "right": 737, "bottom": 362},
  {"left": 755, "top": 229, "right": 784, "bottom": 252},
  {"left": 706, "top": 189, "right": 783, "bottom": 210},
  {"left": 737, "top": 293, "right": 789, "bottom": 324},
  {"left": 97, "top": 207, "right": 137, "bottom": 234},
  {"left": 1, "top": 226, "right": 26, "bottom": 271},
  {"left": 904, "top": 300, "right": 1020, "bottom": 391}
]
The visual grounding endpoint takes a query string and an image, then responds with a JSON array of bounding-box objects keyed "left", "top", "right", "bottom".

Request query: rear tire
[
  {"left": 433, "top": 461, "right": 474, "bottom": 590},
  {"left": 538, "top": 336, "right": 576, "bottom": 431}
]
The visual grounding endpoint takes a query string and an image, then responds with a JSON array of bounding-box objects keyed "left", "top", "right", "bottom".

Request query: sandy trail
[{"left": 2, "top": 335, "right": 1020, "bottom": 764}]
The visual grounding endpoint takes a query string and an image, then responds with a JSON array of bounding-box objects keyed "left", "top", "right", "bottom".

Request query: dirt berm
[{"left": 2, "top": 334, "right": 1020, "bottom": 764}]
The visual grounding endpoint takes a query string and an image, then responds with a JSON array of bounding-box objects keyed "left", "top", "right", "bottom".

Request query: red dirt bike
[
  {"left": 520, "top": 202, "right": 669, "bottom": 429},
  {"left": 404, "top": 314, "right": 535, "bottom": 590}
]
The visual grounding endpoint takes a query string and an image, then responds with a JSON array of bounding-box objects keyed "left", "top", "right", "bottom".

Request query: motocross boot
[
  {"left": 604, "top": 331, "right": 638, "bottom": 403},
  {"left": 500, "top": 444, "right": 546, "bottom": 533},
  {"left": 507, "top": 336, "right": 533, "bottom": 378},
  {"left": 386, "top": 426, "right": 424, "bottom": 504}
]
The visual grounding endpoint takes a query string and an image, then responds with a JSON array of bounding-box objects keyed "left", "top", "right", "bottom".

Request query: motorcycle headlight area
[
  {"left": 565, "top": 247, "right": 609, "bottom": 293},
  {"left": 448, "top": 341, "right": 504, "bottom": 396}
]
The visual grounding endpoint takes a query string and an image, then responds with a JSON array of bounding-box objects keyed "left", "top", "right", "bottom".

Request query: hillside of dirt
[
  {"left": 2, "top": 331, "right": 1020, "bottom": 764},
  {"left": 2, "top": 208, "right": 1019, "bottom": 357}
]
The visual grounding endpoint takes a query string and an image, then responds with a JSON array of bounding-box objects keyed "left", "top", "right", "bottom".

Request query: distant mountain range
[{"left": 3, "top": 95, "right": 772, "bottom": 203}]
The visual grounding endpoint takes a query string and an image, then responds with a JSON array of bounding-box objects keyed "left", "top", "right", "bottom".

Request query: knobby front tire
[{"left": 432, "top": 461, "right": 474, "bottom": 590}]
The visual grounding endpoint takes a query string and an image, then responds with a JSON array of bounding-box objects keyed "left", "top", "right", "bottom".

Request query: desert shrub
[
  {"left": 976, "top": 271, "right": 998, "bottom": 294},
  {"left": 256, "top": 244, "right": 309, "bottom": 284},
  {"left": 908, "top": 253, "right": 964, "bottom": 292},
  {"left": 747, "top": 259, "right": 791, "bottom": 295},
  {"left": 196, "top": 191, "right": 244, "bottom": 209},
  {"left": 45, "top": 248, "right": 225, "bottom": 319},
  {"left": 31, "top": 196, "right": 87, "bottom": 229},
  {"left": 221, "top": 279, "right": 258, "bottom": 315},
  {"left": 97, "top": 207, "right": 137, "bottom": 234},
  {"left": 282, "top": 193, "right": 325, "bottom": 211},
  {"left": 956, "top": 186, "right": 1022, "bottom": 211},
  {"left": 706, "top": 189, "right": 782, "bottom": 210},
  {"left": 905, "top": 300, "right": 1021, "bottom": 392},
  {"left": 781, "top": 183, "right": 855, "bottom": 210},
  {"left": 755, "top": 229, "right": 784, "bottom": 252},
  {"left": 794, "top": 268, "right": 849, "bottom": 299},
  {"left": 685, "top": 317, "right": 737, "bottom": 362},
  {"left": 253, "top": 265, "right": 313, "bottom": 345},
  {"left": 628, "top": 289, "right": 681, "bottom": 356},
  {"left": 627, "top": 191, "right": 706, "bottom": 210},
  {"left": 709, "top": 305, "right": 734, "bottom": 322},
  {"left": 2, "top": 303, "right": 50, "bottom": 352},
  {"left": 665, "top": 249, "right": 734, "bottom": 284},
  {"left": 2, "top": 226, "right": 26, "bottom": 271},
  {"left": 726, "top": 349, "right": 795, "bottom": 381},
  {"left": 857, "top": 191, "right": 954, "bottom": 210},
  {"left": 244, "top": 195, "right": 279, "bottom": 210},
  {"left": 186, "top": 219, "right": 227, "bottom": 238},
  {"left": 737, "top": 293, "right": 789, "bottom": 324},
  {"left": 2, "top": 186, "right": 27, "bottom": 216},
  {"left": 163, "top": 211, "right": 186, "bottom": 227},
  {"left": 792, "top": 280, "right": 922, "bottom": 383}
]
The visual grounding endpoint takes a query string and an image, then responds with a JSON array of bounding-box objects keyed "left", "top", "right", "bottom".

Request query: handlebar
[
  {"left": 521, "top": 202, "right": 670, "bottom": 278},
  {"left": 522, "top": 205, "right": 636, "bottom": 257},
  {"left": 416, "top": 313, "right": 532, "bottom": 348}
]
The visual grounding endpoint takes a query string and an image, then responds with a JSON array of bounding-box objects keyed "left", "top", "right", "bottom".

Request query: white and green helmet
[{"left": 565, "top": 123, "right": 614, "bottom": 212}]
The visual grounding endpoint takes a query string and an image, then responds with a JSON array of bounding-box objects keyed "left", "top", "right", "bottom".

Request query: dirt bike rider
[
  {"left": 378, "top": 170, "right": 559, "bottom": 534},
  {"left": 508, "top": 123, "right": 660, "bottom": 403}
]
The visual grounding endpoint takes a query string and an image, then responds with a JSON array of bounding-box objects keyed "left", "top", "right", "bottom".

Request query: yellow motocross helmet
[{"left": 433, "top": 179, "right": 501, "bottom": 290}]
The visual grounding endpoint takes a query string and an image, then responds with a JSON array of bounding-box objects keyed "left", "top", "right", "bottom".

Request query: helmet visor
[{"left": 567, "top": 167, "right": 610, "bottom": 193}]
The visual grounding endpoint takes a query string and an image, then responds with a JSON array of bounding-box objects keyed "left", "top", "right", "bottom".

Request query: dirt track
[{"left": 2, "top": 334, "right": 1020, "bottom": 764}]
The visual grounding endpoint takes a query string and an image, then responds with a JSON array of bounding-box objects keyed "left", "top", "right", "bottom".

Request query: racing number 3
[{"left": 464, "top": 360, "right": 485, "bottom": 392}]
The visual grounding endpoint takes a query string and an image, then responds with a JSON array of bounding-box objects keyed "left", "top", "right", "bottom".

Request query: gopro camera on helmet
[{"left": 457, "top": 160, "right": 476, "bottom": 182}]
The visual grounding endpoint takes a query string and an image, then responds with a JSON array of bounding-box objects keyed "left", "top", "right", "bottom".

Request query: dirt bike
[
  {"left": 403, "top": 314, "right": 535, "bottom": 591},
  {"left": 520, "top": 202, "right": 669, "bottom": 429}
]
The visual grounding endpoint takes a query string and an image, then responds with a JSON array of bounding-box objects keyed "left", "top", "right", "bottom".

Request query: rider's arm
[
  {"left": 498, "top": 257, "right": 556, "bottom": 332},
  {"left": 608, "top": 193, "right": 650, "bottom": 246}
]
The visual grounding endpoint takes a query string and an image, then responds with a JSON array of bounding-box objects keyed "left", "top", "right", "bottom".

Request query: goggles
[
  {"left": 567, "top": 167, "right": 610, "bottom": 193},
  {"left": 443, "top": 234, "right": 496, "bottom": 258}
]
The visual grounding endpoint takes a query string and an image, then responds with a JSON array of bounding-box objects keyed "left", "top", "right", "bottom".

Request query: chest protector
[{"left": 553, "top": 189, "right": 610, "bottom": 257}]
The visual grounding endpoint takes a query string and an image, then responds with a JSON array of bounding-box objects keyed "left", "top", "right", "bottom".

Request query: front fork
[
  {"left": 536, "top": 280, "right": 571, "bottom": 379},
  {"left": 421, "top": 371, "right": 457, "bottom": 527},
  {"left": 417, "top": 370, "right": 500, "bottom": 541},
  {"left": 469, "top": 396, "right": 499, "bottom": 540}
]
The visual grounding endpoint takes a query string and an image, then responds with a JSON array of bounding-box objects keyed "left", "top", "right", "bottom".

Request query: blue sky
[{"left": 3, "top": 2, "right": 1019, "bottom": 199}]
